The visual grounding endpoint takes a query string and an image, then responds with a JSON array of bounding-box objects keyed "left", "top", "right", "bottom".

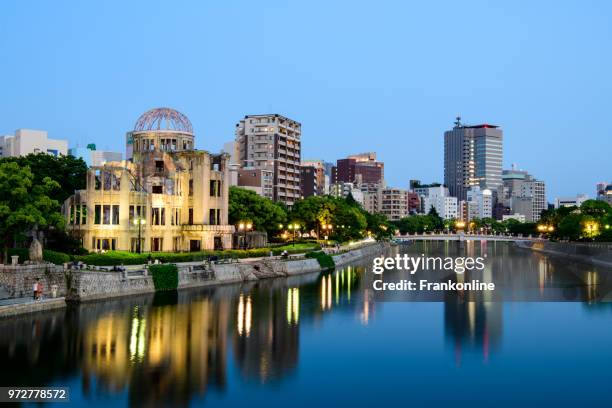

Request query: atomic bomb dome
[
  {"left": 133, "top": 107, "right": 193, "bottom": 134},
  {"left": 127, "top": 107, "right": 195, "bottom": 157}
]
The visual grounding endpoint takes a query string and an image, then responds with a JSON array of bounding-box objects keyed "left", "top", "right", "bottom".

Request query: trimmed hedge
[
  {"left": 305, "top": 251, "right": 335, "bottom": 269},
  {"left": 73, "top": 244, "right": 320, "bottom": 266},
  {"left": 149, "top": 264, "right": 178, "bottom": 291},
  {"left": 8, "top": 248, "right": 71, "bottom": 265}
]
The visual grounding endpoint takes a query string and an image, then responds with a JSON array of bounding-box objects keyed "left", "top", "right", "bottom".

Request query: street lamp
[
  {"left": 288, "top": 223, "right": 301, "bottom": 246},
  {"left": 238, "top": 222, "right": 253, "bottom": 249},
  {"left": 321, "top": 223, "right": 333, "bottom": 246},
  {"left": 133, "top": 216, "right": 146, "bottom": 253}
]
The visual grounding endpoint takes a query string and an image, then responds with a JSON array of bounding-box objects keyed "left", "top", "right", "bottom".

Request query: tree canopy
[
  {"left": 0, "top": 161, "right": 65, "bottom": 262},
  {"left": 1, "top": 153, "right": 87, "bottom": 203},
  {"left": 228, "top": 186, "right": 287, "bottom": 234}
]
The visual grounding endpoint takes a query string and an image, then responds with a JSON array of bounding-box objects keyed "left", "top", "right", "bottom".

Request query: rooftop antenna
[{"left": 454, "top": 115, "right": 462, "bottom": 128}]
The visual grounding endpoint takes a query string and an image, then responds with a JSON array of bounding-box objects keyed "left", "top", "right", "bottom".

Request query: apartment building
[{"left": 235, "top": 114, "right": 301, "bottom": 206}]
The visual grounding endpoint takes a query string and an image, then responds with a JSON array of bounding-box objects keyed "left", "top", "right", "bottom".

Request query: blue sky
[{"left": 1, "top": 0, "right": 610, "bottom": 200}]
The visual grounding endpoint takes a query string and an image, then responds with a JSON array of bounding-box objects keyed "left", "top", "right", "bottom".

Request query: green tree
[
  {"left": 557, "top": 213, "right": 583, "bottom": 241},
  {"left": 580, "top": 199, "right": 611, "bottom": 218},
  {"left": 0, "top": 162, "right": 64, "bottom": 262},
  {"left": 365, "top": 212, "right": 395, "bottom": 240},
  {"left": 1, "top": 153, "right": 87, "bottom": 203},
  {"left": 426, "top": 207, "right": 444, "bottom": 231},
  {"left": 228, "top": 187, "right": 287, "bottom": 235}
]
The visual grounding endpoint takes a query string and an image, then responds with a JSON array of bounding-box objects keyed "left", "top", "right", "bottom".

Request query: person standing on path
[{"left": 33, "top": 279, "right": 39, "bottom": 300}]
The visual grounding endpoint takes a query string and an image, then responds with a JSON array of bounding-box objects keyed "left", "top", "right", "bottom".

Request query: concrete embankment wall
[
  {"left": 515, "top": 241, "right": 612, "bottom": 268},
  {"left": 0, "top": 263, "right": 66, "bottom": 299},
  {"left": 1, "top": 242, "right": 389, "bottom": 312}
]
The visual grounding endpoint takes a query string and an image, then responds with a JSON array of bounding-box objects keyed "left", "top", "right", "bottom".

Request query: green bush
[
  {"left": 7, "top": 248, "right": 71, "bottom": 265},
  {"left": 305, "top": 251, "right": 335, "bottom": 269},
  {"left": 72, "top": 244, "right": 321, "bottom": 266},
  {"left": 150, "top": 264, "right": 178, "bottom": 291},
  {"left": 42, "top": 250, "right": 71, "bottom": 265}
]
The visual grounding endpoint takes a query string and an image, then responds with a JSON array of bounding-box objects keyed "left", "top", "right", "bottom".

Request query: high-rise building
[
  {"left": 0, "top": 129, "right": 68, "bottom": 157},
  {"left": 501, "top": 166, "right": 546, "bottom": 222},
  {"left": 300, "top": 165, "right": 319, "bottom": 198},
  {"left": 444, "top": 117, "right": 503, "bottom": 201},
  {"left": 235, "top": 114, "right": 301, "bottom": 206},
  {"left": 332, "top": 152, "right": 384, "bottom": 185},
  {"left": 302, "top": 159, "right": 326, "bottom": 196}
]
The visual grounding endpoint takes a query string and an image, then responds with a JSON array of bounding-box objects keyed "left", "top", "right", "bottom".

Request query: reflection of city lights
[
  {"left": 347, "top": 267, "right": 351, "bottom": 302},
  {"left": 586, "top": 271, "right": 599, "bottom": 302},
  {"left": 361, "top": 289, "right": 371, "bottom": 325},
  {"left": 129, "top": 307, "right": 146, "bottom": 362},
  {"left": 238, "top": 293, "right": 253, "bottom": 337},
  {"left": 335, "top": 272, "right": 339, "bottom": 305},
  {"left": 327, "top": 275, "right": 332, "bottom": 309},
  {"left": 246, "top": 296, "right": 252, "bottom": 336},
  {"left": 286, "top": 288, "right": 300, "bottom": 324},
  {"left": 321, "top": 277, "right": 326, "bottom": 310}
]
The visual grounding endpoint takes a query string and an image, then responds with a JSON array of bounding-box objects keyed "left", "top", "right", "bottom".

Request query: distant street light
[
  {"left": 288, "top": 223, "right": 301, "bottom": 246},
  {"left": 238, "top": 221, "right": 253, "bottom": 249}
]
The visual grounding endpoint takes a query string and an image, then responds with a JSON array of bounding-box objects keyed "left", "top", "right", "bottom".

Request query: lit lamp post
[
  {"left": 133, "top": 216, "right": 146, "bottom": 254},
  {"left": 455, "top": 220, "right": 466, "bottom": 232},
  {"left": 321, "top": 223, "right": 333, "bottom": 246},
  {"left": 584, "top": 222, "right": 599, "bottom": 239},
  {"left": 238, "top": 222, "right": 253, "bottom": 249},
  {"left": 288, "top": 223, "right": 301, "bottom": 246},
  {"left": 537, "top": 224, "right": 555, "bottom": 237}
]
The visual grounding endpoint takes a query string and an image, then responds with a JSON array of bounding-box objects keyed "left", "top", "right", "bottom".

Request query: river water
[{"left": 1, "top": 241, "right": 612, "bottom": 407}]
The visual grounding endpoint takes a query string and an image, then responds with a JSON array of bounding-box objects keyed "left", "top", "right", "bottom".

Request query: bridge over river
[{"left": 394, "top": 233, "right": 544, "bottom": 243}]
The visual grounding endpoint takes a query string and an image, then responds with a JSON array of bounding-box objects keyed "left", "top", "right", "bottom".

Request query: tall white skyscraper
[{"left": 444, "top": 117, "right": 503, "bottom": 201}]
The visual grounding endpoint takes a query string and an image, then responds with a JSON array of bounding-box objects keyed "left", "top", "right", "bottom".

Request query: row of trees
[
  {"left": 540, "top": 199, "right": 612, "bottom": 241},
  {"left": 228, "top": 187, "right": 396, "bottom": 242},
  {"left": 391, "top": 208, "right": 537, "bottom": 236},
  {"left": 394, "top": 200, "right": 612, "bottom": 242}
]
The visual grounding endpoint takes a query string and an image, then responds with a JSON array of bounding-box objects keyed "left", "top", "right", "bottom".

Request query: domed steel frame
[{"left": 133, "top": 107, "right": 193, "bottom": 134}]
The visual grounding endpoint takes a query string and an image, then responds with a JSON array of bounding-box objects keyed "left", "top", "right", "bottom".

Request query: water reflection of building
[
  {"left": 233, "top": 288, "right": 299, "bottom": 383},
  {"left": 81, "top": 296, "right": 229, "bottom": 407},
  {"left": 444, "top": 295, "right": 502, "bottom": 363}
]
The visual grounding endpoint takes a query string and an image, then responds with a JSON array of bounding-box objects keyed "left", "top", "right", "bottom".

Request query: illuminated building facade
[{"left": 63, "top": 107, "right": 234, "bottom": 252}]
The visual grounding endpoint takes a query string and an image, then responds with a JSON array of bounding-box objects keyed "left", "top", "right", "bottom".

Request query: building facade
[
  {"left": 422, "top": 186, "right": 458, "bottom": 220},
  {"left": 555, "top": 194, "right": 588, "bottom": 209},
  {"left": 501, "top": 167, "right": 546, "bottom": 222},
  {"left": 302, "top": 159, "right": 326, "bottom": 196},
  {"left": 329, "top": 182, "right": 365, "bottom": 205},
  {"left": 332, "top": 152, "right": 384, "bottom": 185},
  {"left": 597, "top": 182, "right": 612, "bottom": 205},
  {"left": 466, "top": 187, "right": 493, "bottom": 219},
  {"left": 69, "top": 145, "right": 123, "bottom": 167},
  {"left": 236, "top": 168, "right": 274, "bottom": 199},
  {"left": 0, "top": 129, "right": 68, "bottom": 157},
  {"left": 444, "top": 118, "right": 503, "bottom": 201},
  {"left": 63, "top": 108, "right": 234, "bottom": 252},
  {"left": 379, "top": 188, "right": 409, "bottom": 221},
  {"left": 235, "top": 114, "right": 301, "bottom": 206}
]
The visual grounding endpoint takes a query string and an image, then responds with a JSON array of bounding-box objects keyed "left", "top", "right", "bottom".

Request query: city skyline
[{"left": 1, "top": 1, "right": 610, "bottom": 199}]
